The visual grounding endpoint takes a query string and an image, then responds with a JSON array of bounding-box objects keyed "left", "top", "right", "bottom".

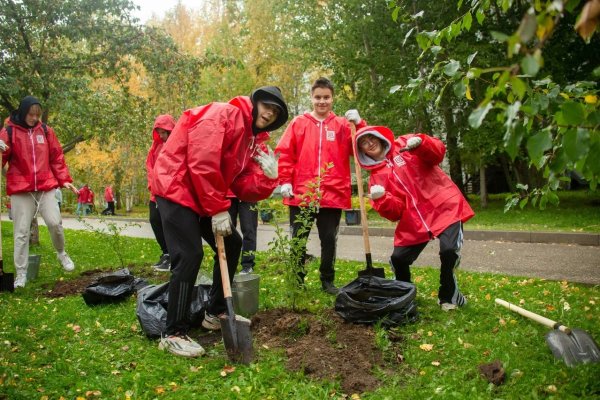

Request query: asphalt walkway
[{"left": 49, "top": 216, "right": 600, "bottom": 286}]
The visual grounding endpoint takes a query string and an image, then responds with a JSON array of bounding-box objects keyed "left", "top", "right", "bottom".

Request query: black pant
[
  {"left": 156, "top": 196, "right": 241, "bottom": 335},
  {"left": 101, "top": 201, "right": 115, "bottom": 215},
  {"left": 289, "top": 206, "right": 341, "bottom": 284},
  {"left": 149, "top": 200, "right": 168, "bottom": 255},
  {"left": 390, "top": 221, "right": 466, "bottom": 305},
  {"left": 228, "top": 199, "right": 258, "bottom": 269}
]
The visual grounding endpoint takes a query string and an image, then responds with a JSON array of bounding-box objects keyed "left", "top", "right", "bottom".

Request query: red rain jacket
[
  {"left": 104, "top": 186, "right": 114, "bottom": 202},
  {"left": 151, "top": 96, "right": 277, "bottom": 216},
  {"left": 0, "top": 121, "right": 73, "bottom": 195},
  {"left": 354, "top": 126, "right": 474, "bottom": 247},
  {"left": 146, "top": 114, "right": 176, "bottom": 202},
  {"left": 276, "top": 112, "right": 364, "bottom": 209}
]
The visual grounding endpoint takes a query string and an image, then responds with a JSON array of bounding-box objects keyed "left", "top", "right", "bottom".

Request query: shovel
[
  {"left": 495, "top": 298, "right": 600, "bottom": 367},
  {"left": 0, "top": 174, "right": 14, "bottom": 292},
  {"left": 350, "top": 122, "right": 385, "bottom": 278},
  {"left": 216, "top": 234, "right": 253, "bottom": 364}
]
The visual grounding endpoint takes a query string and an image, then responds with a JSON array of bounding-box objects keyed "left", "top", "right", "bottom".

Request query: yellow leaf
[
  {"left": 584, "top": 94, "right": 598, "bottom": 104},
  {"left": 575, "top": 0, "right": 600, "bottom": 41},
  {"left": 485, "top": 293, "right": 491, "bottom": 300},
  {"left": 560, "top": 92, "right": 570, "bottom": 99},
  {"left": 466, "top": 84, "right": 473, "bottom": 100},
  {"left": 231, "top": 386, "right": 241, "bottom": 393},
  {"left": 431, "top": 361, "right": 441, "bottom": 366},
  {"left": 155, "top": 386, "right": 165, "bottom": 394},
  {"left": 420, "top": 343, "right": 434, "bottom": 351},
  {"left": 463, "top": 342, "right": 473, "bottom": 349},
  {"left": 427, "top": 331, "right": 433, "bottom": 337},
  {"left": 546, "top": 304, "right": 556, "bottom": 312},
  {"left": 351, "top": 394, "right": 361, "bottom": 400}
]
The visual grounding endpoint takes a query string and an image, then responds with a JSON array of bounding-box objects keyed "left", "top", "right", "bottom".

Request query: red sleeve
[
  {"left": 0, "top": 128, "right": 10, "bottom": 168},
  {"left": 275, "top": 118, "right": 299, "bottom": 185},
  {"left": 369, "top": 172, "right": 406, "bottom": 222},
  {"left": 411, "top": 134, "right": 445, "bottom": 166},
  {"left": 46, "top": 127, "right": 73, "bottom": 186}
]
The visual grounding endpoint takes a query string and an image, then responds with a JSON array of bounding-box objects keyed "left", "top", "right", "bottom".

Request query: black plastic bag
[
  {"left": 82, "top": 268, "right": 140, "bottom": 305},
  {"left": 136, "top": 282, "right": 210, "bottom": 338},
  {"left": 335, "top": 276, "right": 419, "bottom": 328}
]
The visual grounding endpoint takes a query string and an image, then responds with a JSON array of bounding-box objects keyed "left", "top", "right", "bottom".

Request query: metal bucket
[
  {"left": 232, "top": 274, "right": 260, "bottom": 317},
  {"left": 27, "top": 254, "right": 41, "bottom": 281},
  {"left": 345, "top": 209, "right": 361, "bottom": 226}
]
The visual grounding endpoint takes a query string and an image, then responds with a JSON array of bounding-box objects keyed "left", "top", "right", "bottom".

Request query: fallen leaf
[
  {"left": 155, "top": 386, "right": 165, "bottom": 394},
  {"left": 231, "top": 386, "right": 241, "bottom": 393},
  {"left": 463, "top": 343, "right": 473, "bottom": 349},
  {"left": 420, "top": 343, "right": 434, "bottom": 351},
  {"left": 546, "top": 385, "right": 558, "bottom": 393},
  {"left": 431, "top": 361, "right": 440, "bottom": 366},
  {"left": 351, "top": 394, "right": 361, "bottom": 400},
  {"left": 546, "top": 304, "right": 556, "bottom": 311},
  {"left": 499, "top": 318, "right": 506, "bottom": 326},
  {"left": 563, "top": 302, "right": 571, "bottom": 311},
  {"left": 485, "top": 293, "right": 491, "bottom": 300}
]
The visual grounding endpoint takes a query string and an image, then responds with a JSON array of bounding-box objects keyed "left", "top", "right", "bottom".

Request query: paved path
[{"left": 48, "top": 216, "right": 600, "bottom": 285}]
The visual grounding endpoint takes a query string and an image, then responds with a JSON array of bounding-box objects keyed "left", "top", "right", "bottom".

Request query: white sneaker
[
  {"left": 14, "top": 275, "right": 26, "bottom": 288},
  {"left": 158, "top": 334, "right": 205, "bottom": 357},
  {"left": 440, "top": 303, "right": 458, "bottom": 311},
  {"left": 57, "top": 252, "right": 75, "bottom": 271},
  {"left": 201, "top": 312, "right": 222, "bottom": 331}
]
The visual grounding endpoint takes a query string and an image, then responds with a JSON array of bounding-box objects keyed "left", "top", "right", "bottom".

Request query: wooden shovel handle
[
  {"left": 349, "top": 122, "right": 371, "bottom": 256},
  {"left": 495, "top": 298, "right": 571, "bottom": 334},
  {"left": 216, "top": 234, "right": 232, "bottom": 299}
]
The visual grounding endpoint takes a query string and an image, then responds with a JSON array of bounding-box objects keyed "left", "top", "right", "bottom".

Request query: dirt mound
[{"left": 252, "top": 308, "right": 398, "bottom": 394}]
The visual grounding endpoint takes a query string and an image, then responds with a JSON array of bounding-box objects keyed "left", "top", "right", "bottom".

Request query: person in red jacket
[
  {"left": 101, "top": 185, "right": 115, "bottom": 215},
  {"left": 76, "top": 184, "right": 90, "bottom": 216},
  {"left": 0, "top": 95, "right": 79, "bottom": 288},
  {"left": 145, "top": 114, "right": 176, "bottom": 271},
  {"left": 152, "top": 86, "right": 288, "bottom": 357},
  {"left": 275, "top": 77, "right": 364, "bottom": 295},
  {"left": 86, "top": 187, "right": 95, "bottom": 214},
  {"left": 354, "top": 125, "right": 474, "bottom": 311}
]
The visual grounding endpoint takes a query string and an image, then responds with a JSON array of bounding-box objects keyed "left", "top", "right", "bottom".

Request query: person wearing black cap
[
  {"left": 151, "top": 86, "right": 288, "bottom": 357},
  {"left": 0, "top": 96, "right": 79, "bottom": 289}
]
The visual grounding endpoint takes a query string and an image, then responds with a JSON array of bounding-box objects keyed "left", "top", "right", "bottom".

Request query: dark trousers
[
  {"left": 156, "top": 196, "right": 241, "bottom": 335},
  {"left": 149, "top": 200, "right": 168, "bottom": 255},
  {"left": 289, "top": 206, "right": 341, "bottom": 284},
  {"left": 228, "top": 199, "right": 258, "bottom": 269},
  {"left": 390, "top": 221, "right": 466, "bottom": 305},
  {"left": 101, "top": 201, "right": 115, "bottom": 215}
]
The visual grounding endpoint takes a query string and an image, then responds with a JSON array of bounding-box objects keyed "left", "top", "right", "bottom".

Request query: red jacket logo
[{"left": 393, "top": 154, "right": 405, "bottom": 166}]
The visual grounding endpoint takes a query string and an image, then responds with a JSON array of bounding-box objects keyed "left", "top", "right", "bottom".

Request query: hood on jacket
[
  {"left": 354, "top": 125, "right": 395, "bottom": 169},
  {"left": 9, "top": 95, "right": 42, "bottom": 129},
  {"left": 152, "top": 114, "right": 176, "bottom": 143},
  {"left": 250, "top": 86, "right": 289, "bottom": 134}
]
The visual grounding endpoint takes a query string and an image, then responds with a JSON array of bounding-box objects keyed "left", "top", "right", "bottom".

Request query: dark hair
[{"left": 311, "top": 77, "right": 334, "bottom": 95}]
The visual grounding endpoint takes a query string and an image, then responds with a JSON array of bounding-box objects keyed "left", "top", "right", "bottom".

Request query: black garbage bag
[
  {"left": 335, "top": 276, "right": 419, "bottom": 328},
  {"left": 136, "top": 282, "right": 210, "bottom": 338},
  {"left": 82, "top": 268, "right": 139, "bottom": 306}
]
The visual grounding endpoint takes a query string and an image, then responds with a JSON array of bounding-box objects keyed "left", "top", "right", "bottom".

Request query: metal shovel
[
  {"left": 495, "top": 298, "right": 600, "bottom": 367},
  {"left": 350, "top": 122, "right": 385, "bottom": 279},
  {"left": 216, "top": 234, "right": 254, "bottom": 364},
  {"left": 0, "top": 175, "right": 14, "bottom": 292}
]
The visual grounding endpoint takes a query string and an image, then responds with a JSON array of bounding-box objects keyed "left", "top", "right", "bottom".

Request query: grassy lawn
[{"left": 0, "top": 223, "right": 598, "bottom": 399}]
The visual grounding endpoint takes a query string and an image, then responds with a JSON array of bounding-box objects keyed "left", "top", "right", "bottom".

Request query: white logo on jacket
[
  {"left": 326, "top": 130, "right": 335, "bottom": 141},
  {"left": 36, "top": 135, "right": 45, "bottom": 144},
  {"left": 393, "top": 154, "right": 405, "bottom": 166}
]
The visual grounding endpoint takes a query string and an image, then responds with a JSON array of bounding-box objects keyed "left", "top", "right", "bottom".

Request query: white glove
[
  {"left": 212, "top": 211, "right": 233, "bottom": 236},
  {"left": 254, "top": 146, "right": 278, "bottom": 179},
  {"left": 407, "top": 136, "right": 422, "bottom": 150},
  {"left": 344, "top": 109, "right": 361, "bottom": 124},
  {"left": 0, "top": 140, "right": 8, "bottom": 152},
  {"left": 280, "top": 183, "right": 294, "bottom": 198},
  {"left": 369, "top": 185, "right": 385, "bottom": 200}
]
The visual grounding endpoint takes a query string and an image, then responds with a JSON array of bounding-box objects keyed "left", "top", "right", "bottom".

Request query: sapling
[{"left": 78, "top": 216, "right": 140, "bottom": 268}]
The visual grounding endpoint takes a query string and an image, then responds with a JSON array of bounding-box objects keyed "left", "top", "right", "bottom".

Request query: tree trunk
[{"left": 479, "top": 161, "right": 488, "bottom": 209}]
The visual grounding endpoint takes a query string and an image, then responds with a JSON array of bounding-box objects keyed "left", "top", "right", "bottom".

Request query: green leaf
[
  {"left": 390, "top": 85, "right": 402, "bottom": 94},
  {"left": 560, "top": 102, "right": 585, "bottom": 125},
  {"left": 403, "top": 27, "right": 415, "bottom": 46},
  {"left": 563, "top": 128, "right": 590, "bottom": 161},
  {"left": 521, "top": 54, "right": 540, "bottom": 76},
  {"left": 462, "top": 12, "right": 473, "bottom": 31},
  {"left": 519, "top": 197, "right": 529, "bottom": 209},
  {"left": 467, "top": 51, "right": 478, "bottom": 65},
  {"left": 454, "top": 80, "right": 466, "bottom": 97},
  {"left": 526, "top": 130, "right": 553, "bottom": 165},
  {"left": 510, "top": 77, "right": 527, "bottom": 99},
  {"left": 490, "top": 31, "right": 509, "bottom": 42},
  {"left": 476, "top": 8, "right": 485, "bottom": 24},
  {"left": 469, "top": 102, "right": 494, "bottom": 128},
  {"left": 443, "top": 60, "right": 460, "bottom": 77},
  {"left": 504, "top": 123, "right": 525, "bottom": 160}
]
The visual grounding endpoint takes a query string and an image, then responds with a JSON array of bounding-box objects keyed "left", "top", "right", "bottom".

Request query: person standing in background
[{"left": 102, "top": 185, "right": 115, "bottom": 215}]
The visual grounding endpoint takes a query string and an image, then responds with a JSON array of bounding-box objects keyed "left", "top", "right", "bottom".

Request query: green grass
[{"left": 0, "top": 223, "right": 598, "bottom": 399}]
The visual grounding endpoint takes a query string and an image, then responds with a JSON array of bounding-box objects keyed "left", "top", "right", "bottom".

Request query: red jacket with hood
[
  {"left": 104, "top": 186, "right": 114, "bottom": 202},
  {"left": 354, "top": 126, "right": 474, "bottom": 247},
  {"left": 151, "top": 95, "right": 283, "bottom": 216},
  {"left": 276, "top": 112, "right": 365, "bottom": 209},
  {"left": 0, "top": 96, "right": 73, "bottom": 196},
  {"left": 146, "top": 114, "right": 176, "bottom": 202}
]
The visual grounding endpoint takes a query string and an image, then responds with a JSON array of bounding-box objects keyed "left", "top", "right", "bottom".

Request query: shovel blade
[
  {"left": 358, "top": 267, "right": 385, "bottom": 279},
  {"left": 545, "top": 328, "right": 600, "bottom": 367},
  {"left": 220, "top": 313, "right": 254, "bottom": 364}
]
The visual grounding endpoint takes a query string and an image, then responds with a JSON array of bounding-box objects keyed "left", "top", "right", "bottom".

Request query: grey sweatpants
[{"left": 11, "top": 190, "right": 65, "bottom": 278}]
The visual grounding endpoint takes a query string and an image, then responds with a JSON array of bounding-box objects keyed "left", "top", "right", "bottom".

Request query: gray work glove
[
  {"left": 344, "top": 109, "right": 362, "bottom": 124},
  {"left": 406, "top": 136, "right": 422, "bottom": 150},
  {"left": 369, "top": 184, "right": 385, "bottom": 200},
  {"left": 254, "top": 146, "right": 278, "bottom": 180},
  {"left": 212, "top": 211, "right": 233, "bottom": 236},
  {"left": 280, "top": 183, "right": 294, "bottom": 199}
]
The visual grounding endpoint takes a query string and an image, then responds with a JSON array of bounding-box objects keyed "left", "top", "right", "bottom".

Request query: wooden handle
[
  {"left": 216, "top": 234, "right": 232, "bottom": 299},
  {"left": 495, "top": 298, "right": 571, "bottom": 334},
  {"left": 350, "top": 123, "right": 371, "bottom": 257}
]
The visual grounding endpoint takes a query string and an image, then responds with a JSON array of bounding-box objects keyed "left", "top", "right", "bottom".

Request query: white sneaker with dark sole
[
  {"left": 202, "top": 312, "right": 222, "bottom": 331},
  {"left": 57, "top": 252, "right": 75, "bottom": 272},
  {"left": 440, "top": 303, "right": 458, "bottom": 311},
  {"left": 158, "top": 334, "right": 205, "bottom": 357}
]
